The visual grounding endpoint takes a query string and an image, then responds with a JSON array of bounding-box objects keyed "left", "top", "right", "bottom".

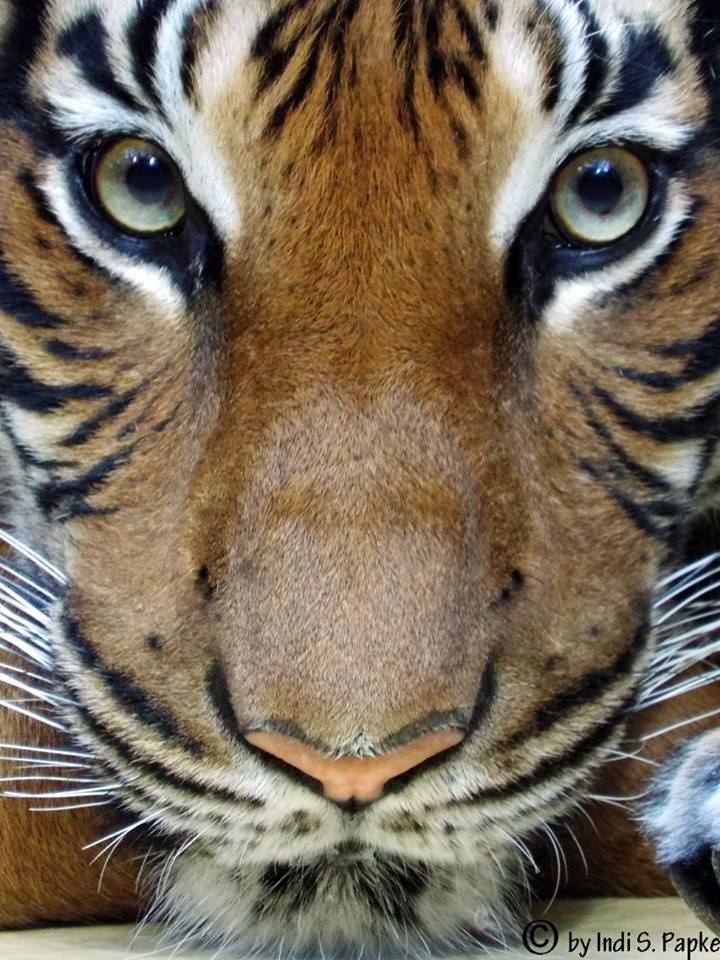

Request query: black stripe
[
  {"left": 0, "top": 255, "right": 67, "bottom": 330},
  {"left": 14, "top": 170, "right": 117, "bottom": 285},
  {"left": 466, "top": 696, "right": 633, "bottom": 803},
  {"left": 252, "top": 0, "right": 314, "bottom": 94},
  {"left": 265, "top": 0, "right": 346, "bottom": 136},
  {"left": 394, "top": 0, "right": 421, "bottom": 137},
  {"left": 594, "top": 385, "right": 720, "bottom": 443},
  {"left": 57, "top": 13, "right": 146, "bottom": 113},
  {"left": 424, "top": 0, "right": 448, "bottom": 94},
  {"left": 591, "top": 25, "right": 675, "bottom": 122},
  {"left": 564, "top": 1, "right": 609, "bottom": 127},
  {"left": 44, "top": 339, "right": 112, "bottom": 362},
  {"left": 574, "top": 386, "right": 673, "bottom": 495},
  {"left": 68, "top": 694, "right": 264, "bottom": 808},
  {"left": 36, "top": 444, "right": 135, "bottom": 518},
  {"left": 0, "top": 0, "right": 47, "bottom": 120},
  {"left": 690, "top": 1, "right": 720, "bottom": 143},
  {"left": 62, "top": 384, "right": 145, "bottom": 448},
  {"left": 127, "top": 0, "right": 177, "bottom": 109},
  {"left": 325, "top": 0, "right": 361, "bottom": 113},
  {"left": 0, "top": 407, "right": 77, "bottom": 473},
  {"left": 64, "top": 615, "right": 204, "bottom": 756},
  {"left": 589, "top": 424, "right": 673, "bottom": 495},
  {"left": 424, "top": 0, "right": 482, "bottom": 105},
  {"left": 179, "top": 0, "right": 218, "bottom": 101},
  {"left": 579, "top": 458, "right": 676, "bottom": 543},
  {"left": 483, "top": 0, "right": 498, "bottom": 31},
  {"left": 207, "top": 660, "right": 244, "bottom": 744},
  {"left": 536, "top": 9, "right": 564, "bottom": 113},
  {"left": 16, "top": 169, "right": 62, "bottom": 230},
  {"left": 255, "top": 21, "right": 311, "bottom": 98},
  {"left": 449, "top": 0, "right": 485, "bottom": 61},
  {"left": 0, "top": 343, "right": 111, "bottom": 413},
  {"left": 616, "top": 318, "right": 720, "bottom": 391},
  {"left": 505, "top": 623, "right": 648, "bottom": 748}
]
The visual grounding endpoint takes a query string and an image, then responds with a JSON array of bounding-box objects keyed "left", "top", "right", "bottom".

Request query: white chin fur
[{"left": 149, "top": 847, "right": 524, "bottom": 957}]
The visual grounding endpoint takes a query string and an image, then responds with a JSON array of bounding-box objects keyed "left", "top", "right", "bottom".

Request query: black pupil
[
  {"left": 125, "top": 151, "right": 174, "bottom": 206},
  {"left": 576, "top": 160, "right": 625, "bottom": 217}
]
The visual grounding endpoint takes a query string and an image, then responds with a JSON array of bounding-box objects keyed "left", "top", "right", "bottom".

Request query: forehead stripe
[
  {"left": 57, "top": 12, "right": 146, "bottom": 113},
  {"left": 127, "top": 0, "right": 180, "bottom": 110}
]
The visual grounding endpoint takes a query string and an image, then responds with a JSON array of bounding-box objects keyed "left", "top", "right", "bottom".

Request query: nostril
[{"left": 245, "top": 728, "right": 465, "bottom": 805}]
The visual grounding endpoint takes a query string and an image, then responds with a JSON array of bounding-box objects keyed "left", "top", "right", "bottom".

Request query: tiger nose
[{"left": 245, "top": 729, "right": 465, "bottom": 804}]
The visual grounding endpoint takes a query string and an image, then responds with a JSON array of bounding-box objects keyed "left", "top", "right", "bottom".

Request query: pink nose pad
[{"left": 245, "top": 729, "right": 465, "bottom": 804}]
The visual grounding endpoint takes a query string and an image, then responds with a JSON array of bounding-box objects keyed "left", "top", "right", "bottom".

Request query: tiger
[{"left": 1, "top": 0, "right": 720, "bottom": 953}]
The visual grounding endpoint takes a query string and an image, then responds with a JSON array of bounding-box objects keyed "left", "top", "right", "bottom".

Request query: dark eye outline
[
  {"left": 69, "top": 134, "right": 224, "bottom": 297},
  {"left": 83, "top": 136, "right": 188, "bottom": 238},
  {"left": 506, "top": 143, "right": 670, "bottom": 316}
]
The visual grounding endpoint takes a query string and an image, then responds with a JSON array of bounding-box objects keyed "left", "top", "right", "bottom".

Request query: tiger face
[{"left": 0, "top": 0, "right": 718, "bottom": 951}]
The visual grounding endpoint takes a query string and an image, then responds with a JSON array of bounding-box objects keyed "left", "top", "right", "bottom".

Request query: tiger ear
[{"left": 641, "top": 729, "right": 720, "bottom": 933}]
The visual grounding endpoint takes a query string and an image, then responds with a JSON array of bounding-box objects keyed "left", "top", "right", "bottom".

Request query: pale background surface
[{"left": 0, "top": 899, "right": 717, "bottom": 960}]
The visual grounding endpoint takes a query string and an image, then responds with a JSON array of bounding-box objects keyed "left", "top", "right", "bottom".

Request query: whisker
[
  {"left": 29, "top": 800, "right": 115, "bottom": 812},
  {"left": 637, "top": 668, "right": 720, "bottom": 710},
  {"left": 0, "top": 580, "right": 52, "bottom": 628},
  {"left": 0, "top": 559, "right": 56, "bottom": 602},
  {"left": 0, "top": 529, "right": 66, "bottom": 585},
  {"left": 563, "top": 823, "right": 589, "bottom": 877},
  {"left": 0, "top": 775, "right": 105, "bottom": 784},
  {"left": 601, "top": 746, "right": 659, "bottom": 767},
  {"left": 0, "top": 663, "right": 56, "bottom": 687},
  {"left": 0, "top": 670, "right": 72, "bottom": 708},
  {"left": 0, "top": 757, "right": 90, "bottom": 769},
  {"left": 641, "top": 704, "right": 720, "bottom": 741},
  {"left": 0, "top": 632, "right": 52, "bottom": 669},
  {"left": 3, "top": 786, "right": 116, "bottom": 799},
  {"left": 0, "top": 608, "right": 51, "bottom": 647},
  {"left": 654, "top": 579, "right": 720, "bottom": 626},
  {"left": 0, "top": 742, "right": 90, "bottom": 759},
  {"left": 0, "top": 699, "right": 67, "bottom": 731},
  {"left": 85, "top": 815, "right": 158, "bottom": 853}
]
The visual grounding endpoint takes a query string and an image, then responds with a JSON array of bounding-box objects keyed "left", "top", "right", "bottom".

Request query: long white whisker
[
  {"left": 0, "top": 608, "right": 51, "bottom": 647},
  {"left": 0, "top": 775, "right": 105, "bottom": 784},
  {"left": 3, "top": 786, "right": 116, "bottom": 799},
  {"left": 0, "top": 575, "right": 52, "bottom": 622},
  {"left": 0, "top": 663, "right": 55, "bottom": 686},
  {"left": 0, "top": 529, "right": 66, "bottom": 584},
  {"left": 655, "top": 553, "right": 720, "bottom": 591},
  {"left": 29, "top": 800, "right": 115, "bottom": 812},
  {"left": 0, "top": 562, "right": 56, "bottom": 604},
  {"left": 0, "top": 671, "right": 72, "bottom": 708},
  {"left": 84, "top": 815, "right": 157, "bottom": 852},
  {"left": 654, "top": 579, "right": 720, "bottom": 626},
  {"left": 0, "top": 757, "right": 89, "bottom": 769},
  {"left": 0, "top": 632, "right": 52, "bottom": 669},
  {"left": 0, "top": 700, "right": 67, "bottom": 731},
  {"left": 637, "top": 669, "right": 720, "bottom": 710},
  {"left": 0, "top": 742, "right": 90, "bottom": 758},
  {"left": 642, "top": 704, "right": 720, "bottom": 741}
]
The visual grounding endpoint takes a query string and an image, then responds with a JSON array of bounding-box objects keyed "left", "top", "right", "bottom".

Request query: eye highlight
[
  {"left": 91, "top": 138, "right": 187, "bottom": 235},
  {"left": 550, "top": 148, "right": 650, "bottom": 247}
]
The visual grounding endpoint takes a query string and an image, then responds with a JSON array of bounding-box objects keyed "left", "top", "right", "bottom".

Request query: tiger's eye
[
  {"left": 551, "top": 148, "right": 650, "bottom": 246},
  {"left": 93, "top": 138, "right": 186, "bottom": 235}
]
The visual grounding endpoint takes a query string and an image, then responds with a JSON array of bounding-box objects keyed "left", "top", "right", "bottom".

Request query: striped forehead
[
  {"left": 35, "top": 0, "right": 703, "bottom": 245},
  {"left": 42, "top": 0, "right": 696, "bottom": 113}
]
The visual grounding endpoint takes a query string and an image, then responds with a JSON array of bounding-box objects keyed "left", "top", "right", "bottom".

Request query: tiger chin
[{"left": 1, "top": 0, "right": 720, "bottom": 955}]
